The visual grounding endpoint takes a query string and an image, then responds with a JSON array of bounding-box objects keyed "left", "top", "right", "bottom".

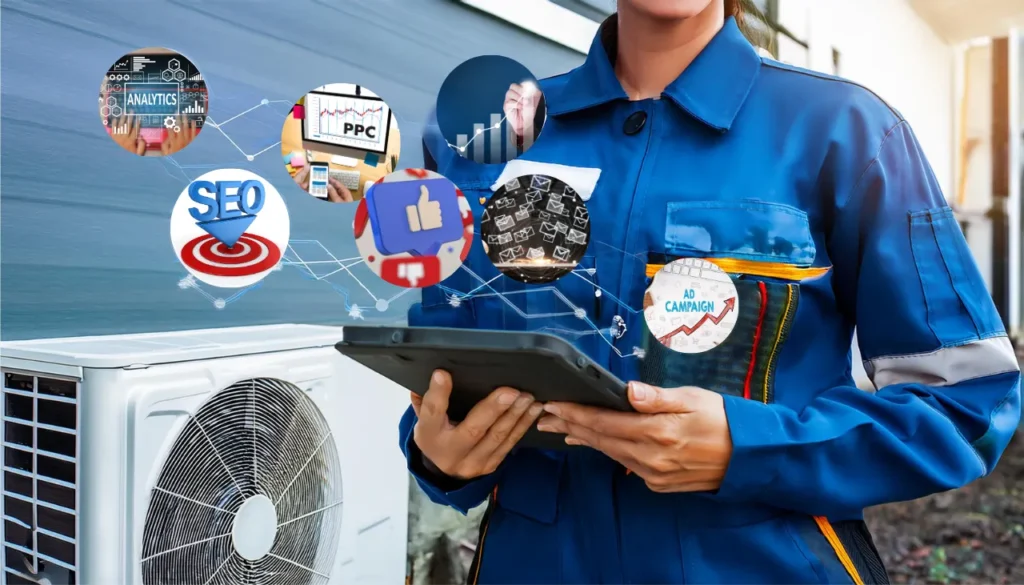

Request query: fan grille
[{"left": 141, "top": 378, "right": 343, "bottom": 585}]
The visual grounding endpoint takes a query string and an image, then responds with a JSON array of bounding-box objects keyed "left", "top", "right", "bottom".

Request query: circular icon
[
  {"left": 98, "top": 47, "right": 208, "bottom": 157},
  {"left": 480, "top": 174, "right": 589, "bottom": 284},
  {"left": 354, "top": 169, "right": 473, "bottom": 289},
  {"left": 170, "top": 169, "right": 290, "bottom": 288},
  {"left": 643, "top": 259, "right": 740, "bottom": 354},
  {"left": 436, "top": 55, "right": 547, "bottom": 164},
  {"left": 280, "top": 83, "right": 402, "bottom": 203}
]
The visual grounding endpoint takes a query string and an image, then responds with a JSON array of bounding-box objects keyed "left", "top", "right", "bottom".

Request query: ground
[
  {"left": 409, "top": 432, "right": 1024, "bottom": 585},
  {"left": 866, "top": 430, "right": 1024, "bottom": 584}
]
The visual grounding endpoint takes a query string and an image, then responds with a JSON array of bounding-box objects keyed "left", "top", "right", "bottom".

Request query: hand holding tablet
[{"left": 335, "top": 326, "right": 631, "bottom": 450}]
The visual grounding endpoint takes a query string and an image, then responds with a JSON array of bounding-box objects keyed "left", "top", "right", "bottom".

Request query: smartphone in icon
[{"left": 308, "top": 162, "right": 330, "bottom": 199}]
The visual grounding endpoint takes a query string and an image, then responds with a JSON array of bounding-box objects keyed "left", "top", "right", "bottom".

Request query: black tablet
[{"left": 336, "top": 326, "right": 631, "bottom": 450}]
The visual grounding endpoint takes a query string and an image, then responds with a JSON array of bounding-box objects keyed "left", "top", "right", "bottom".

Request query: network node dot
[
  {"left": 213, "top": 299, "right": 226, "bottom": 309},
  {"left": 594, "top": 289, "right": 602, "bottom": 298},
  {"left": 246, "top": 155, "right": 254, "bottom": 162},
  {"left": 376, "top": 299, "right": 389, "bottom": 312},
  {"left": 574, "top": 308, "right": 586, "bottom": 319},
  {"left": 261, "top": 98, "right": 269, "bottom": 105}
]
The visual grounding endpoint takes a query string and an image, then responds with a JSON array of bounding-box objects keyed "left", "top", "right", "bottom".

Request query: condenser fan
[{"left": 141, "top": 378, "right": 344, "bottom": 585}]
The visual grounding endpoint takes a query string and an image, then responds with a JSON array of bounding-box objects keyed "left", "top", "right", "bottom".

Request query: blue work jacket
[{"left": 398, "top": 15, "right": 1021, "bottom": 584}]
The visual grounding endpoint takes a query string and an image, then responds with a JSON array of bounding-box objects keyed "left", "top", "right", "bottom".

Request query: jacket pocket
[
  {"left": 679, "top": 512, "right": 828, "bottom": 584},
  {"left": 472, "top": 450, "right": 565, "bottom": 584},
  {"left": 908, "top": 206, "right": 1004, "bottom": 342},
  {"left": 641, "top": 200, "right": 825, "bottom": 402}
]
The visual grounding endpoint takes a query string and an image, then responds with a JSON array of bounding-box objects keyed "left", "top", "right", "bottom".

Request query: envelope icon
[
  {"left": 526, "top": 247, "right": 544, "bottom": 260},
  {"left": 574, "top": 206, "right": 588, "bottom": 222},
  {"left": 574, "top": 216, "right": 588, "bottom": 229},
  {"left": 553, "top": 246, "right": 571, "bottom": 262},
  {"left": 566, "top": 228, "right": 587, "bottom": 245},
  {"left": 519, "top": 201, "right": 535, "bottom": 213},
  {"left": 546, "top": 199, "right": 566, "bottom": 215},
  {"left": 531, "top": 175, "right": 552, "bottom": 192},
  {"left": 504, "top": 178, "right": 521, "bottom": 192},
  {"left": 514, "top": 226, "right": 535, "bottom": 243},
  {"left": 495, "top": 215, "right": 515, "bottom": 231},
  {"left": 540, "top": 221, "right": 557, "bottom": 238},
  {"left": 481, "top": 209, "right": 491, "bottom": 223},
  {"left": 497, "top": 233, "right": 513, "bottom": 245},
  {"left": 515, "top": 209, "right": 530, "bottom": 221},
  {"left": 499, "top": 248, "right": 518, "bottom": 263},
  {"left": 509, "top": 245, "right": 525, "bottom": 258},
  {"left": 496, "top": 197, "right": 515, "bottom": 209},
  {"left": 487, "top": 234, "right": 500, "bottom": 244},
  {"left": 525, "top": 190, "right": 544, "bottom": 203},
  {"left": 543, "top": 233, "right": 556, "bottom": 243},
  {"left": 538, "top": 211, "right": 551, "bottom": 220},
  {"left": 555, "top": 221, "right": 568, "bottom": 234}
]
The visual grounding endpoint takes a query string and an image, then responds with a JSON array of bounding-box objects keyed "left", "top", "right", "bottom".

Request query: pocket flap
[
  {"left": 496, "top": 449, "right": 564, "bottom": 525},
  {"left": 665, "top": 200, "right": 816, "bottom": 267}
]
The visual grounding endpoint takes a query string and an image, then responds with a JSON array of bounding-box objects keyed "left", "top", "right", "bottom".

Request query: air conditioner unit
[{"left": 0, "top": 324, "right": 410, "bottom": 585}]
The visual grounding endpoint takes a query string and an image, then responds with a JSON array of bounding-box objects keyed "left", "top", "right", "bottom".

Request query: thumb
[
  {"left": 418, "top": 184, "right": 430, "bottom": 205},
  {"left": 628, "top": 382, "right": 700, "bottom": 414}
]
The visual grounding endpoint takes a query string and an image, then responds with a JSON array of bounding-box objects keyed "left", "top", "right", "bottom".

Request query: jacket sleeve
[
  {"left": 716, "top": 121, "right": 1021, "bottom": 518},
  {"left": 396, "top": 135, "right": 500, "bottom": 514}
]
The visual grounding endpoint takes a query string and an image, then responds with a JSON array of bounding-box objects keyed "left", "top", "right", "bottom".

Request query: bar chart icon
[
  {"left": 455, "top": 112, "right": 531, "bottom": 164},
  {"left": 183, "top": 102, "right": 205, "bottom": 115}
]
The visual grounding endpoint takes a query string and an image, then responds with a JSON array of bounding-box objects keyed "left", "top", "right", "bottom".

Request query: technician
[{"left": 400, "top": 0, "right": 1022, "bottom": 583}]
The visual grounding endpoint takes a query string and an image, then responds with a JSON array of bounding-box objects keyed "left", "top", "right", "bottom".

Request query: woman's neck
[{"left": 614, "top": 3, "right": 726, "bottom": 100}]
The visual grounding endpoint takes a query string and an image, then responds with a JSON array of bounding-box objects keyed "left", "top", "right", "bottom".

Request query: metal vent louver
[
  {"left": 2, "top": 371, "right": 79, "bottom": 585},
  {"left": 141, "top": 378, "right": 343, "bottom": 585}
]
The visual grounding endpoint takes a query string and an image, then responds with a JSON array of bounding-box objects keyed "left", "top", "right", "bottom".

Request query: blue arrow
[{"left": 196, "top": 215, "right": 256, "bottom": 248}]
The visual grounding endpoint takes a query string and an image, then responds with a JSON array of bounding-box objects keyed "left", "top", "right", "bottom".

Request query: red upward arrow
[{"left": 658, "top": 297, "right": 737, "bottom": 345}]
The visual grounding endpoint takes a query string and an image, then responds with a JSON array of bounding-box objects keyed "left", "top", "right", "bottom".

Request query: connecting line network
[{"left": 167, "top": 95, "right": 642, "bottom": 359}]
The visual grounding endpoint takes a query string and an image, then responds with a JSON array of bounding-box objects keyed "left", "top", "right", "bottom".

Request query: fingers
[
  {"left": 483, "top": 401, "right": 544, "bottom": 472},
  {"left": 418, "top": 369, "right": 453, "bottom": 433},
  {"left": 136, "top": 138, "right": 148, "bottom": 156},
  {"left": 628, "top": 382, "right": 701, "bottom": 414},
  {"left": 328, "top": 178, "right": 353, "bottom": 202},
  {"left": 541, "top": 402, "right": 648, "bottom": 440},
  {"left": 410, "top": 391, "right": 423, "bottom": 417},
  {"left": 504, "top": 83, "right": 523, "bottom": 104},
  {"left": 452, "top": 386, "right": 520, "bottom": 450},
  {"left": 463, "top": 392, "right": 535, "bottom": 463},
  {"left": 326, "top": 183, "right": 343, "bottom": 203}
]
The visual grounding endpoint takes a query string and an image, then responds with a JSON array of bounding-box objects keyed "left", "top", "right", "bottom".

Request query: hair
[{"left": 725, "top": 0, "right": 774, "bottom": 53}]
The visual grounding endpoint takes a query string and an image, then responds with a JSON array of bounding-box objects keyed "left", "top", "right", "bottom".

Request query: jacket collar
[{"left": 546, "top": 15, "right": 761, "bottom": 132}]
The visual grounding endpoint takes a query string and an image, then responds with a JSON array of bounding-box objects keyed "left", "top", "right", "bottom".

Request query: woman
[{"left": 401, "top": 0, "right": 1022, "bottom": 583}]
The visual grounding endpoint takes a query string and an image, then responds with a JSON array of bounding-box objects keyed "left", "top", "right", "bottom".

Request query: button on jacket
[{"left": 399, "top": 16, "right": 1021, "bottom": 584}]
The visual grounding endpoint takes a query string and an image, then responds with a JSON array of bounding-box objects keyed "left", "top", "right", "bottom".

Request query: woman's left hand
[{"left": 537, "top": 382, "right": 733, "bottom": 493}]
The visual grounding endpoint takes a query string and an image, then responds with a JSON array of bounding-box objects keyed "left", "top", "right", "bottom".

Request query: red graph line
[
  {"left": 319, "top": 106, "right": 382, "bottom": 118},
  {"left": 658, "top": 297, "right": 737, "bottom": 345}
]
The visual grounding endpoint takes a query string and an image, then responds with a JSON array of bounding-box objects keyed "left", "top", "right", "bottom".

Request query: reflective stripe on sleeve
[{"left": 864, "top": 336, "right": 1019, "bottom": 389}]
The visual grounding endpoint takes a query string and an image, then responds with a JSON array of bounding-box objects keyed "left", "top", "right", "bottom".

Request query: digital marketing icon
[
  {"left": 643, "top": 259, "right": 739, "bottom": 354},
  {"left": 281, "top": 83, "right": 402, "bottom": 202},
  {"left": 170, "top": 169, "right": 290, "bottom": 288},
  {"left": 480, "top": 174, "right": 590, "bottom": 284},
  {"left": 354, "top": 169, "right": 473, "bottom": 289},
  {"left": 99, "top": 47, "right": 208, "bottom": 157},
  {"left": 436, "top": 56, "right": 547, "bottom": 164}
]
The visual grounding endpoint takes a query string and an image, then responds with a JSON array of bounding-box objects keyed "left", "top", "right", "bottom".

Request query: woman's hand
[
  {"left": 503, "top": 82, "right": 541, "bottom": 139},
  {"left": 537, "top": 382, "right": 733, "bottom": 493},
  {"left": 325, "top": 177, "right": 353, "bottom": 203},
  {"left": 413, "top": 370, "right": 544, "bottom": 480},
  {"left": 160, "top": 114, "right": 199, "bottom": 156}
]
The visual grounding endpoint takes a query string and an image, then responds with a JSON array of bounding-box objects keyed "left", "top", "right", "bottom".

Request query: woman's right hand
[{"left": 412, "top": 369, "right": 543, "bottom": 480}]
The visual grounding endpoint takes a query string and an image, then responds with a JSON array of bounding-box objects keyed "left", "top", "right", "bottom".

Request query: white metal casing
[{"left": 0, "top": 324, "right": 410, "bottom": 585}]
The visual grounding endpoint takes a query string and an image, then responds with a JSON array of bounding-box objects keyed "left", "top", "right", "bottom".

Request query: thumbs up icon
[{"left": 406, "top": 184, "right": 444, "bottom": 232}]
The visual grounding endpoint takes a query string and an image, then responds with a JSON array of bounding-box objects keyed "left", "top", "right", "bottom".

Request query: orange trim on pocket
[
  {"left": 470, "top": 486, "right": 500, "bottom": 585},
  {"left": 645, "top": 258, "right": 830, "bottom": 281},
  {"left": 813, "top": 516, "right": 865, "bottom": 585}
]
